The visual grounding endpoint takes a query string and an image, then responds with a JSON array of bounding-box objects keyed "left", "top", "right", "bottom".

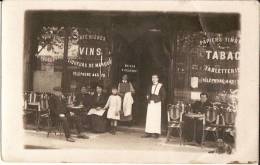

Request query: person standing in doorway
[
  {"left": 118, "top": 74, "right": 135, "bottom": 125},
  {"left": 142, "top": 73, "right": 166, "bottom": 139}
]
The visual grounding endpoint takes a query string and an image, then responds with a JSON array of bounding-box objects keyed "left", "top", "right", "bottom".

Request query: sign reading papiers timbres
[{"left": 193, "top": 32, "right": 239, "bottom": 90}]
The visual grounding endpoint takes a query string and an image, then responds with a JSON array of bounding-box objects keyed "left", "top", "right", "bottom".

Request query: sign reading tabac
[{"left": 178, "top": 31, "right": 240, "bottom": 91}]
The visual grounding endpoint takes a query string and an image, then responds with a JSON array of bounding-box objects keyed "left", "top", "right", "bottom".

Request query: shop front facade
[{"left": 24, "top": 11, "right": 240, "bottom": 125}]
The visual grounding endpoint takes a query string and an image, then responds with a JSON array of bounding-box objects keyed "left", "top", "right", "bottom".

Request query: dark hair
[
  {"left": 111, "top": 86, "right": 118, "bottom": 90},
  {"left": 200, "top": 92, "right": 208, "bottom": 98},
  {"left": 96, "top": 84, "right": 103, "bottom": 89},
  {"left": 151, "top": 73, "right": 159, "bottom": 78}
]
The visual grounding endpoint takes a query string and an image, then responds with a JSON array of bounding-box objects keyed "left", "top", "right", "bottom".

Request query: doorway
[{"left": 116, "top": 30, "right": 169, "bottom": 128}]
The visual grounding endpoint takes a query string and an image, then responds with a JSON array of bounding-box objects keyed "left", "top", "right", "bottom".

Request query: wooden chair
[
  {"left": 166, "top": 102, "right": 184, "bottom": 145},
  {"left": 23, "top": 91, "right": 40, "bottom": 129},
  {"left": 46, "top": 94, "right": 63, "bottom": 137},
  {"left": 223, "top": 108, "right": 236, "bottom": 138},
  {"left": 67, "top": 93, "right": 76, "bottom": 105},
  {"left": 36, "top": 93, "right": 51, "bottom": 131},
  {"left": 201, "top": 106, "right": 219, "bottom": 145}
]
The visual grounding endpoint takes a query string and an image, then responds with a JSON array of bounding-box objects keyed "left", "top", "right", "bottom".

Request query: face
[
  {"left": 54, "top": 91, "right": 62, "bottom": 97},
  {"left": 152, "top": 75, "right": 159, "bottom": 84},
  {"left": 122, "top": 75, "right": 128, "bottom": 81},
  {"left": 200, "top": 94, "right": 208, "bottom": 103},
  {"left": 96, "top": 86, "right": 102, "bottom": 94},
  {"left": 112, "top": 88, "right": 118, "bottom": 95},
  {"left": 81, "top": 87, "right": 87, "bottom": 94}
]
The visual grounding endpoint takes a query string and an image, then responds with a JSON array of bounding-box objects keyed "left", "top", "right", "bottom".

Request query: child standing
[{"left": 104, "top": 87, "right": 122, "bottom": 135}]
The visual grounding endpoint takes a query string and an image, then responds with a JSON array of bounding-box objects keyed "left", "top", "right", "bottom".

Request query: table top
[
  {"left": 185, "top": 113, "right": 204, "bottom": 118},
  {"left": 27, "top": 102, "right": 39, "bottom": 106},
  {"left": 67, "top": 104, "right": 84, "bottom": 109}
]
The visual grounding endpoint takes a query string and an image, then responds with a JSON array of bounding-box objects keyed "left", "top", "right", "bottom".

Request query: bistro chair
[
  {"left": 47, "top": 119, "right": 63, "bottom": 137},
  {"left": 223, "top": 106, "right": 236, "bottom": 138},
  {"left": 201, "top": 106, "right": 219, "bottom": 145},
  {"left": 36, "top": 93, "right": 51, "bottom": 131},
  {"left": 23, "top": 91, "right": 41, "bottom": 129},
  {"left": 67, "top": 93, "right": 76, "bottom": 105},
  {"left": 47, "top": 94, "right": 63, "bottom": 137},
  {"left": 166, "top": 102, "right": 184, "bottom": 145}
]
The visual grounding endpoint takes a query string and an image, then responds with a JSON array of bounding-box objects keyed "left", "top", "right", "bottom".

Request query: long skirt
[{"left": 145, "top": 101, "right": 161, "bottom": 134}]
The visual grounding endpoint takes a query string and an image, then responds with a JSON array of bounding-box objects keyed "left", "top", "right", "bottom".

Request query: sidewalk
[{"left": 24, "top": 127, "right": 213, "bottom": 153}]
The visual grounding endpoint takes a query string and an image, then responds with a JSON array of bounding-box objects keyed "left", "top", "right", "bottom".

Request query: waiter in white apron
[{"left": 142, "top": 73, "right": 166, "bottom": 139}]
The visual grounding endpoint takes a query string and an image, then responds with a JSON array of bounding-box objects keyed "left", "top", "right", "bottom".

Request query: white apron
[
  {"left": 145, "top": 83, "right": 162, "bottom": 134},
  {"left": 145, "top": 101, "right": 161, "bottom": 134}
]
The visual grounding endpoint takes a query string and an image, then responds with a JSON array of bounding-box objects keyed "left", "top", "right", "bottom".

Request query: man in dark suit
[
  {"left": 75, "top": 86, "right": 92, "bottom": 110},
  {"left": 49, "top": 87, "right": 88, "bottom": 142},
  {"left": 192, "top": 92, "right": 212, "bottom": 114},
  {"left": 183, "top": 92, "right": 212, "bottom": 144}
]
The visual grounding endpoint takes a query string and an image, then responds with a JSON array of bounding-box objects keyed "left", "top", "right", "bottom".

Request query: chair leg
[
  {"left": 47, "top": 118, "right": 51, "bottom": 137},
  {"left": 179, "top": 127, "right": 183, "bottom": 145},
  {"left": 166, "top": 127, "right": 173, "bottom": 142},
  {"left": 58, "top": 122, "right": 63, "bottom": 136},
  {"left": 201, "top": 130, "right": 207, "bottom": 146}
]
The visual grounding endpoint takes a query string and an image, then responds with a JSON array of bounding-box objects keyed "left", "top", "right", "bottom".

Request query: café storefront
[{"left": 24, "top": 11, "right": 240, "bottom": 126}]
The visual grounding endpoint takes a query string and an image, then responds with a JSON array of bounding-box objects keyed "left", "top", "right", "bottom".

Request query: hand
[
  {"left": 70, "top": 112, "right": 75, "bottom": 116},
  {"left": 96, "top": 107, "right": 101, "bottom": 110},
  {"left": 59, "top": 114, "right": 65, "bottom": 118},
  {"left": 115, "top": 111, "right": 119, "bottom": 116}
]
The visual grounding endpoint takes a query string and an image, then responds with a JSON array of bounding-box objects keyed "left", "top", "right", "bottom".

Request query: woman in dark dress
[{"left": 87, "top": 85, "right": 108, "bottom": 133}]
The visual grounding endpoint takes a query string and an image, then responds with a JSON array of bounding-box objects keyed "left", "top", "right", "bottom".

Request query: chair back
[
  {"left": 67, "top": 93, "right": 76, "bottom": 105},
  {"left": 40, "top": 93, "right": 50, "bottom": 111},
  {"left": 224, "top": 111, "right": 236, "bottom": 125},
  {"left": 28, "top": 91, "right": 39, "bottom": 103},
  {"left": 167, "top": 103, "right": 184, "bottom": 122},
  {"left": 205, "top": 106, "right": 217, "bottom": 123}
]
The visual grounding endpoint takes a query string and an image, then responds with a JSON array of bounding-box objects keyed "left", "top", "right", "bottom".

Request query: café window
[{"left": 35, "top": 26, "right": 65, "bottom": 72}]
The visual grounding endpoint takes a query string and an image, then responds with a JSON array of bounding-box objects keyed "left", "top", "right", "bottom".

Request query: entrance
[{"left": 115, "top": 30, "right": 169, "bottom": 128}]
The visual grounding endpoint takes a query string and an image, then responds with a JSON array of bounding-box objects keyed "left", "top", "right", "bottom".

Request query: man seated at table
[
  {"left": 192, "top": 92, "right": 212, "bottom": 114},
  {"left": 87, "top": 84, "right": 108, "bottom": 133},
  {"left": 75, "top": 86, "right": 92, "bottom": 109},
  {"left": 183, "top": 92, "right": 212, "bottom": 144},
  {"left": 49, "top": 87, "right": 88, "bottom": 142},
  {"left": 74, "top": 85, "right": 93, "bottom": 128}
]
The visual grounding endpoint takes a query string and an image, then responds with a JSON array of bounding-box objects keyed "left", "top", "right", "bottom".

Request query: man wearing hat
[{"left": 49, "top": 87, "right": 88, "bottom": 142}]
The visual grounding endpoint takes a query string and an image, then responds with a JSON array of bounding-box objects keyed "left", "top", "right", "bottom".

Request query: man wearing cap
[{"left": 49, "top": 87, "right": 88, "bottom": 142}]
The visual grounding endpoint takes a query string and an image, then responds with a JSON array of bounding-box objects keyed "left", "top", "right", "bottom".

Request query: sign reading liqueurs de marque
[{"left": 70, "top": 28, "right": 111, "bottom": 79}]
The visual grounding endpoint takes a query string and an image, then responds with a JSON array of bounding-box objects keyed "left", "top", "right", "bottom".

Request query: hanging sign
[{"left": 121, "top": 64, "right": 138, "bottom": 73}]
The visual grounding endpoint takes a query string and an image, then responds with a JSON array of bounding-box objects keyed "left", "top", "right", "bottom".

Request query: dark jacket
[
  {"left": 75, "top": 93, "right": 92, "bottom": 109},
  {"left": 49, "top": 94, "right": 68, "bottom": 116},
  {"left": 147, "top": 83, "right": 166, "bottom": 103},
  {"left": 192, "top": 100, "right": 212, "bottom": 114},
  {"left": 91, "top": 93, "right": 107, "bottom": 109}
]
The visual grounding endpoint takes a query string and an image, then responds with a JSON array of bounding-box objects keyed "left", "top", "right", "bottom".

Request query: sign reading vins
[{"left": 68, "top": 28, "right": 111, "bottom": 80}]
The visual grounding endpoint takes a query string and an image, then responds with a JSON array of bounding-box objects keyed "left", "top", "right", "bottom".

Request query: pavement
[{"left": 24, "top": 126, "right": 213, "bottom": 153}]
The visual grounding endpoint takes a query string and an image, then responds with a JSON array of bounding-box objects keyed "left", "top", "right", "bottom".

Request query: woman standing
[{"left": 118, "top": 74, "right": 135, "bottom": 125}]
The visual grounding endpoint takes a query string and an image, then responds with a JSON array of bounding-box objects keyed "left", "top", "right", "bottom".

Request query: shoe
[
  {"left": 66, "top": 137, "right": 75, "bottom": 142},
  {"left": 141, "top": 133, "right": 152, "bottom": 138},
  {"left": 77, "top": 134, "right": 89, "bottom": 139},
  {"left": 153, "top": 134, "right": 160, "bottom": 139}
]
